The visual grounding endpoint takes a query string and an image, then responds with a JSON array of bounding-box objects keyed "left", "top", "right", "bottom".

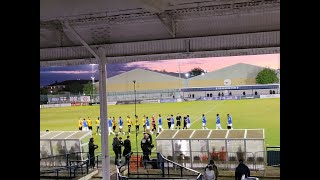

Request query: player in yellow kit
[
  {"left": 112, "top": 117, "right": 117, "bottom": 132},
  {"left": 134, "top": 115, "right": 140, "bottom": 133},
  {"left": 127, "top": 115, "right": 132, "bottom": 134},
  {"left": 95, "top": 117, "right": 100, "bottom": 135},
  {"left": 78, "top": 117, "right": 82, "bottom": 131},
  {"left": 87, "top": 117, "right": 93, "bottom": 132},
  {"left": 142, "top": 115, "right": 146, "bottom": 132}
]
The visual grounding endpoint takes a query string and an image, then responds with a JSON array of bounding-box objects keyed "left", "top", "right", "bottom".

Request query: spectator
[
  {"left": 112, "top": 134, "right": 121, "bottom": 165},
  {"left": 205, "top": 165, "right": 215, "bottom": 180},
  {"left": 243, "top": 91, "right": 246, "bottom": 96},
  {"left": 272, "top": 90, "right": 275, "bottom": 94},
  {"left": 255, "top": 91, "right": 258, "bottom": 95},
  {"left": 205, "top": 159, "right": 219, "bottom": 180},
  {"left": 221, "top": 92, "right": 224, "bottom": 97},
  {"left": 88, "top": 138, "right": 98, "bottom": 168},
  {"left": 269, "top": 90, "right": 272, "bottom": 94},
  {"left": 218, "top": 92, "right": 221, "bottom": 97},
  {"left": 123, "top": 136, "right": 131, "bottom": 164},
  {"left": 235, "top": 159, "right": 250, "bottom": 180},
  {"left": 141, "top": 133, "right": 152, "bottom": 166},
  {"left": 229, "top": 91, "right": 232, "bottom": 96},
  {"left": 192, "top": 94, "right": 195, "bottom": 98}
]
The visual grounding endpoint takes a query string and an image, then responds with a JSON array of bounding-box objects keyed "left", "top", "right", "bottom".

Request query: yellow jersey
[
  {"left": 135, "top": 118, "right": 140, "bottom": 125},
  {"left": 87, "top": 119, "right": 92, "bottom": 126},
  {"left": 78, "top": 119, "right": 82, "bottom": 127},
  {"left": 96, "top": 119, "right": 100, "bottom": 127},
  {"left": 127, "top": 118, "right": 132, "bottom": 126},
  {"left": 112, "top": 119, "right": 117, "bottom": 126},
  {"left": 142, "top": 117, "right": 146, "bottom": 125}
]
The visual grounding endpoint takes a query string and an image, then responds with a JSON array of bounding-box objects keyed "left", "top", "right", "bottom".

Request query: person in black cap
[
  {"left": 235, "top": 159, "right": 250, "bottom": 180},
  {"left": 123, "top": 136, "right": 131, "bottom": 164}
]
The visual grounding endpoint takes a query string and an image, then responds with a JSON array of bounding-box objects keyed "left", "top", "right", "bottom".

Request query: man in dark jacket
[
  {"left": 141, "top": 133, "right": 152, "bottom": 166},
  {"left": 112, "top": 134, "right": 121, "bottom": 165},
  {"left": 235, "top": 159, "right": 250, "bottom": 180},
  {"left": 123, "top": 136, "right": 132, "bottom": 164},
  {"left": 88, "top": 138, "right": 99, "bottom": 168}
]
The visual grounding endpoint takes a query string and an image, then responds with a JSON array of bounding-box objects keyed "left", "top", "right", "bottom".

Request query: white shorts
[
  {"left": 202, "top": 123, "right": 206, "bottom": 127},
  {"left": 187, "top": 124, "right": 191, "bottom": 128},
  {"left": 216, "top": 124, "right": 221, "bottom": 128},
  {"left": 171, "top": 124, "right": 174, "bottom": 129},
  {"left": 146, "top": 126, "right": 150, "bottom": 130},
  {"left": 158, "top": 125, "right": 162, "bottom": 129},
  {"left": 228, "top": 124, "right": 232, "bottom": 127},
  {"left": 108, "top": 127, "right": 112, "bottom": 132},
  {"left": 82, "top": 127, "right": 89, "bottom": 131},
  {"left": 119, "top": 126, "right": 123, "bottom": 129}
]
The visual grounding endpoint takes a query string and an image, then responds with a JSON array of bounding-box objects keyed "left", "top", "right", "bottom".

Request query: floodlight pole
[
  {"left": 98, "top": 48, "right": 110, "bottom": 180},
  {"left": 133, "top": 80, "right": 139, "bottom": 177}
]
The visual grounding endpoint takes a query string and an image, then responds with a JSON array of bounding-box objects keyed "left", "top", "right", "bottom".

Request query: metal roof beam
[{"left": 63, "top": 20, "right": 101, "bottom": 61}]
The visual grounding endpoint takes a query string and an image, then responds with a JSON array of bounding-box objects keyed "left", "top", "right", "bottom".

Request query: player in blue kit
[
  {"left": 202, "top": 114, "right": 208, "bottom": 129},
  {"left": 227, "top": 114, "right": 233, "bottom": 129},
  {"left": 157, "top": 114, "right": 163, "bottom": 135},
  {"left": 216, "top": 114, "right": 222, "bottom": 129}
]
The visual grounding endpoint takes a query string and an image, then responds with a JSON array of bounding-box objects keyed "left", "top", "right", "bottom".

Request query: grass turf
[{"left": 40, "top": 98, "right": 279, "bottom": 156}]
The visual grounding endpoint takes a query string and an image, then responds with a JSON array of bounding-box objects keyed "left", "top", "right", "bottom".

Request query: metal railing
[
  {"left": 118, "top": 152, "right": 203, "bottom": 180},
  {"left": 40, "top": 152, "right": 101, "bottom": 179}
]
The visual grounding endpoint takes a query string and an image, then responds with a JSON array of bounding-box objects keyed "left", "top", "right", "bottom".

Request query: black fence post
[
  {"left": 167, "top": 161, "right": 170, "bottom": 176},
  {"left": 180, "top": 166, "right": 183, "bottom": 177}
]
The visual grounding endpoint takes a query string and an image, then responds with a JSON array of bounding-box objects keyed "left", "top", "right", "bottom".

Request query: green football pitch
[{"left": 40, "top": 98, "right": 279, "bottom": 156}]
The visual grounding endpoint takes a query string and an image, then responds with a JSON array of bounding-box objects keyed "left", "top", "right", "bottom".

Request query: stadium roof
[
  {"left": 40, "top": 0, "right": 280, "bottom": 67},
  {"left": 189, "top": 63, "right": 264, "bottom": 80},
  {"left": 106, "top": 68, "right": 184, "bottom": 83}
]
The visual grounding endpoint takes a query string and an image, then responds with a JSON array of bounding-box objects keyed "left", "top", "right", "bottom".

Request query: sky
[{"left": 40, "top": 54, "right": 280, "bottom": 87}]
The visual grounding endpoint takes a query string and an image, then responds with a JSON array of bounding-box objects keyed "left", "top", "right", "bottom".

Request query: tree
[
  {"left": 40, "top": 87, "right": 48, "bottom": 95},
  {"left": 65, "top": 82, "right": 83, "bottom": 94},
  {"left": 83, "top": 82, "right": 95, "bottom": 95},
  {"left": 256, "top": 68, "right": 279, "bottom": 84},
  {"left": 189, "top": 67, "right": 205, "bottom": 77}
]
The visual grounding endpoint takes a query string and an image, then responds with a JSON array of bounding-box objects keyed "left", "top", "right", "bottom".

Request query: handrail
[{"left": 159, "top": 153, "right": 202, "bottom": 176}]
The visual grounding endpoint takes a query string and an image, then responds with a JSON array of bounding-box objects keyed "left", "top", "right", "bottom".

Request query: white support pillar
[{"left": 97, "top": 48, "right": 110, "bottom": 180}]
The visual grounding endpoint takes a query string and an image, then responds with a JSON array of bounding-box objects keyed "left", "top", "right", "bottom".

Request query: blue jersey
[
  {"left": 202, "top": 116, "right": 206, "bottom": 124},
  {"left": 171, "top": 117, "right": 174, "bottom": 124},
  {"left": 158, "top": 117, "right": 162, "bottom": 125},
  {"left": 187, "top": 117, "right": 191, "bottom": 124},
  {"left": 82, "top": 120, "right": 88, "bottom": 127},
  {"left": 228, "top": 116, "right": 232, "bottom": 124},
  {"left": 216, "top": 116, "right": 220, "bottom": 124},
  {"left": 119, "top": 118, "right": 123, "bottom": 126},
  {"left": 146, "top": 118, "right": 150, "bottom": 126},
  {"left": 108, "top": 118, "right": 112, "bottom": 127}
]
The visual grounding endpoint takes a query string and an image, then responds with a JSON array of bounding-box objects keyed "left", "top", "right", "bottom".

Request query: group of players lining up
[{"left": 78, "top": 113, "right": 233, "bottom": 136}]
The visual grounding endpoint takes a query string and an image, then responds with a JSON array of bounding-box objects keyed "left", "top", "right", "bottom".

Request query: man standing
[
  {"left": 146, "top": 116, "right": 151, "bottom": 132},
  {"left": 87, "top": 117, "right": 93, "bottom": 132},
  {"left": 235, "top": 159, "right": 250, "bottom": 180},
  {"left": 88, "top": 138, "right": 99, "bottom": 168},
  {"left": 127, "top": 115, "right": 132, "bottom": 134},
  {"left": 141, "top": 133, "right": 152, "bottom": 166},
  {"left": 227, "top": 114, "right": 233, "bottom": 129},
  {"left": 170, "top": 115, "right": 175, "bottom": 130},
  {"left": 183, "top": 114, "right": 187, "bottom": 129},
  {"left": 82, "top": 118, "right": 89, "bottom": 131},
  {"left": 216, "top": 114, "right": 222, "bottom": 130},
  {"left": 202, "top": 114, "right": 208, "bottom": 129},
  {"left": 205, "top": 160, "right": 219, "bottom": 180},
  {"left": 167, "top": 115, "right": 171, "bottom": 130},
  {"left": 112, "top": 134, "right": 121, "bottom": 165},
  {"left": 112, "top": 117, "right": 117, "bottom": 132},
  {"left": 186, "top": 115, "right": 191, "bottom": 129},
  {"left": 134, "top": 115, "right": 140, "bottom": 133},
  {"left": 119, "top": 116, "right": 125, "bottom": 135},
  {"left": 142, "top": 115, "right": 146, "bottom": 132},
  {"left": 78, "top": 117, "right": 82, "bottom": 131},
  {"left": 123, "top": 136, "right": 132, "bottom": 164},
  {"left": 151, "top": 114, "right": 156, "bottom": 134},
  {"left": 157, "top": 114, "right": 163, "bottom": 135},
  {"left": 95, "top": 117, "right": 100, "bottom": 135},
  {"left": 108, "top": 117, "right": 115, "bottom": 135},
  {"left": 176, "top": 113, "right": 182, "bottom": 129}
]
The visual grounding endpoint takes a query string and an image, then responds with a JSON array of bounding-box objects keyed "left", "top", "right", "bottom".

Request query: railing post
[
  {"left": 97, "top": 155, "right": 99, "bottom": 169},
  {"left": 167, "top": 160, "right": 170, "bottom": 176},
  {"left": 180, "top": 166, "right": 183, "bottom": 177}
]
